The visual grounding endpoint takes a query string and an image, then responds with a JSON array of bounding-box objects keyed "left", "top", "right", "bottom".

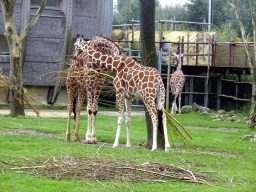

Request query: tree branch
[
  {"left": 228, "top": 0, "right": 255, "bottom": 73},
  {"left": 249, "top": 0, "right": 256, "bottom": 65},
  {"left": 20, "top": 0, "right": 47, "bottom": 41}
]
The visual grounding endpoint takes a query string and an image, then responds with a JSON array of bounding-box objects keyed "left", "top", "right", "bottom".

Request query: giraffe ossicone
[{"left": 75, "top": 35, "right": 170, "bottom": 152}]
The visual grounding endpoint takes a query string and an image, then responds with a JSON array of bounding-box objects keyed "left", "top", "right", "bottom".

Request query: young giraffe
[
  {"left": 75, "top": 36, "right": 170, "bottom": 151},
  {"left": 66, "top": 35, "right": 122, "bottom": 143},
  {"left": 170, "top": 53, "right": 185, "bottom": 114}
]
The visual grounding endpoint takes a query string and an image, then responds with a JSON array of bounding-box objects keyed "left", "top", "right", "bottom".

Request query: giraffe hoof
[
  {"left": 74, "top": 138, "right": 80, "bottom": 142},
  {"left": 165, "top": 147, "right": 170, "bottom": 152},
  {"left": 85, "top": 140, "right": 97, "bottom": 144},
  {"left": 126, "top": 145, "right": 131, "bottom": 148},
  {"left": 112, "top": 144, "right": 118, "bottom": 148}
]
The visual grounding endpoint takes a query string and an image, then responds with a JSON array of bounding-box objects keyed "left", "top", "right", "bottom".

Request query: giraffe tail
[
  {"left": 156, "top": 84, "right": 164, "bottom": 135},
  {"left": 73, "top": 97, "right": 77, "bottom": 121},
  {"left": 157, "top": 109, "right": 164, "bottom": 135}
]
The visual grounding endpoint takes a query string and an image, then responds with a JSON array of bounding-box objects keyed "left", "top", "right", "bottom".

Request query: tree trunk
[
  {"left": 1, "top": 0, "right": 46, "bottom": 116},
  {"left": 4, "top": 19, "right": 25, "bottom": 116},
  {"left": 249, "top": 74, "right": 256, "bottom": 129},
  {"left": 10, "top": 52, "right": 25, "bottom": 116},
  {"left": 140, "top": 0, "right": 165, "bottom": 149}
]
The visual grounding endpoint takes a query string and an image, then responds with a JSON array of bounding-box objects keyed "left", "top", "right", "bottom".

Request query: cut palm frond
[
  {"left": 0, "top": 72, "right": 40, "bottom": 117},
  {"left": 164, "top": 110, "right": 193, "bottom": 149}
]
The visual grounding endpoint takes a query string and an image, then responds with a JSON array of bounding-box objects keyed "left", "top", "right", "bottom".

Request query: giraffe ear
[
  {"left": 81, "top": 35, "right": 84, "bottom": 39},
  {"left": 77, "top": 34, "right": 79, "bottom": 38}
]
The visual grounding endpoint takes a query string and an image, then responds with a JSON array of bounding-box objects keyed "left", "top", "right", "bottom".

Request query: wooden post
[
  {"left": 205, "top": 35, "right": 211, "bottom": 107},
  {"left": 217, "top": 79, "right": 222, "bottom": 110},
  {"left": 166, "top": 62, "right": 171, "bottom": 110},
  {"left": 131, "top": 18, "right": 134, "bottom": 43},
  {"left": 189, "top": 77, "right": 194, "bottom": 105},
  {"left": 196, "top": 34, "right": 199, "bottom": 66},
  {"left": 187, "top": 32, "right": 189, "bottom": 65}
]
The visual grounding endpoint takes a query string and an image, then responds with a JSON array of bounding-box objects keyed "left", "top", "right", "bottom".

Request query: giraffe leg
[
  {"left": 142, "top": 97, "right": 158, "bottom": 151},
  {"left": 162, "top": 113, "right": 170, "bottom": 152},
  {"left": 178, "top": 93, "right": 182, "bottom": 114},
  {"left": 125, "top": 98, "right": 132, "bottom": 148},
  {"left": 86, "top": 80, "right": 94, "bottom": 143},
  {"left": 113, "top": 93, "right": 125, "bottom": 148},
  {"left": 74, "top": 86, "right": 87, "bottom": 141},
  {"left": 91, "top": 78, "right": 104, "bottom": 143},
  {"left": 66, "top": 78, "right": 77, "bottom": 141},
  {"left": 171, "top": 95, "right": 176, "bottom": 115}
]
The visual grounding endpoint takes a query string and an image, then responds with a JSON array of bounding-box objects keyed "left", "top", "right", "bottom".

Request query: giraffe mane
[{"left": 94, "top": 35, "right": 122, "bottom": 53}]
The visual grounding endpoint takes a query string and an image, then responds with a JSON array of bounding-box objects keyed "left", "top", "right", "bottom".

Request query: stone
[
  {"left": 202, "top": 111, "right": 209, "bottom": 115},
  {"left": 181, "top": 105, "right": 193, "bottom": 113},
  {"left": 236, "top": 119, "right": 241, "bottom": 123},
  {"left": 243, "top": 117, "right": 249, "bottom": 121},
  {"left": 217, "top": 110, "right": 225, "bottom": 114},
  {"left": 198, "top": 106, "right": 211, "bottom": 113},
  {"left": 213, "top": 118, "right": 220, "bottom": 121},
  {"left": 192, "top": 103, "right": 200, "bottom": 111},
  {"left": 240, "top": 135, "right": 254, "bottom": 140}
]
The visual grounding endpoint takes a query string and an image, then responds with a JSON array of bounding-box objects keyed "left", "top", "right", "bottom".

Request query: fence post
[
  {"left": 166, "top": 61, "right": 171, "bottom": 110},
  {"left": 196, "top": 33, "right": 199, "bottom": 66},
  {"left": 228, "top": 41, "right": 236, "bottom": 67}
]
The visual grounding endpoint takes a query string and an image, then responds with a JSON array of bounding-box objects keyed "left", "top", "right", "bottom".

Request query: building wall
[{"left": 0, "top": 0, "right": 113, "bottom": 104}]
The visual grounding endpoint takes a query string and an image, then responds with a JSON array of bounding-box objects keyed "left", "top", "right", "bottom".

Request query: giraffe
[
  {"left": 75, "top": 36, "right": 170, "bottom": 151},
  {"left": 66, "top": 35, "right": 122, "bottom": 143},
  {"left": 170, "top": 53, "right": 185, "bottom": 114}
]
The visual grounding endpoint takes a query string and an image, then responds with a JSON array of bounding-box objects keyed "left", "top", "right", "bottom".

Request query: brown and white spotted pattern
[
  {"left": 66, "top": 35, "right": 122, "bottom": 143},
  {"left": 170, "top": 54, "right": 186, "bottom": 114},
  {"left": 75, "top": 36, "right": 170, "bottom": 151}
]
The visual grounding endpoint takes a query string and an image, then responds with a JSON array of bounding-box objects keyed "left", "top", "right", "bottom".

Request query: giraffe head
[
  {"left": 72, "top": 35, "right": 89, "bottom": 60},
  {"left": 173, "top": 52, "right": 183, "bottom": 64}
]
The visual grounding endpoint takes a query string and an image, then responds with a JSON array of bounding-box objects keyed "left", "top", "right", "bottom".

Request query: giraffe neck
[
  {"left": 177, "top": 60, "right": 182, "bottom": 70},
  {"left": 82, "top": 43, "right": 120, "bottom": 73}
]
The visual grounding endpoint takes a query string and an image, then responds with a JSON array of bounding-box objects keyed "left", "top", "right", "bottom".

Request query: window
[
  {"left": 0, "top": 35, "right": 9, "bottom": 53},
  {"left": 31, "top": 0, "right": 63, "bottom": 7}
]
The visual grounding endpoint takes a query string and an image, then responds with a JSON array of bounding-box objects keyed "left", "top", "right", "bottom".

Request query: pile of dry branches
[{"left": 3, "top": 154, "right": 215, "bottom": 185}]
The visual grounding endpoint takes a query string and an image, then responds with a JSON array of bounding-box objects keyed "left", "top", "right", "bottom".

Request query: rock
[
  {"left": 202, "top": 111, "right": 209, "bottom": 115},
  {"left": 243, "top": 117, "right": 249, "bottom": 121},
  {"left": 240, "top": 135, "right": 254, "bottom": 140},
  {"left": 217, "top": 110, "right": 225, "bottom": 114},
  {"left": 236, "top": 119, "right": 241, "bottom": 123},
  {"left": 198, "top": 106, "right": 211, "bottom": 113},
  {"left": 213, "top": 118, "right": 220, "bottom": 121},
  {"left": 181, "top": 105, "right": 193, "bottom": 113},
  {"left": 230, "top": 116, "right": 237, "bottom": 121},
  {"left": 192, "top": 103, "right": 200, "bottom": 111}
]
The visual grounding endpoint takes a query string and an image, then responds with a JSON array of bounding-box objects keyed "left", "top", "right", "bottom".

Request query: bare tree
[
  {"left": 229, "top": 0, "right": 255, "bottom": 129},
  {"left": 0, "top": 0, "right": 46, "bottom": 115}
]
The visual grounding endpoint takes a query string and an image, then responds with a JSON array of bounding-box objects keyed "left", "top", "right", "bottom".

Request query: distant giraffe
[
  {"left": 66, "top": 35, "right": 122, "bottom": 143},
  {"left": 75, "top": 35, "right": 170, "bottom": 151},
  {"left": 170, "top": 53, "right": 185, "bottom": 114}
]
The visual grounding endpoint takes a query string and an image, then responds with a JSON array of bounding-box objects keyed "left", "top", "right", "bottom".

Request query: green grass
[{"left": 0, "top": 112, "right": 256, "bottom": 191}]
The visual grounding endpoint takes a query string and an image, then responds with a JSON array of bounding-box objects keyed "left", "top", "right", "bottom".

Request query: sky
[
  {"left": 113, "top": 0, "right": 188, "bottom": 7},
  {"left": 157, "top": 0, "right": 188, "bottom": 6}
]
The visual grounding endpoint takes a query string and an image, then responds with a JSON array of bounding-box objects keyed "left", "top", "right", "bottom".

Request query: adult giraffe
[
  {"left": 66, "top": 35, "right": 122, "bottom": 143},
  {"left": 74, "top": 35, "right": 170, "bottom": 151},
  {"left": 170, "top": 53, "right": 185, "bottom": 114}
]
